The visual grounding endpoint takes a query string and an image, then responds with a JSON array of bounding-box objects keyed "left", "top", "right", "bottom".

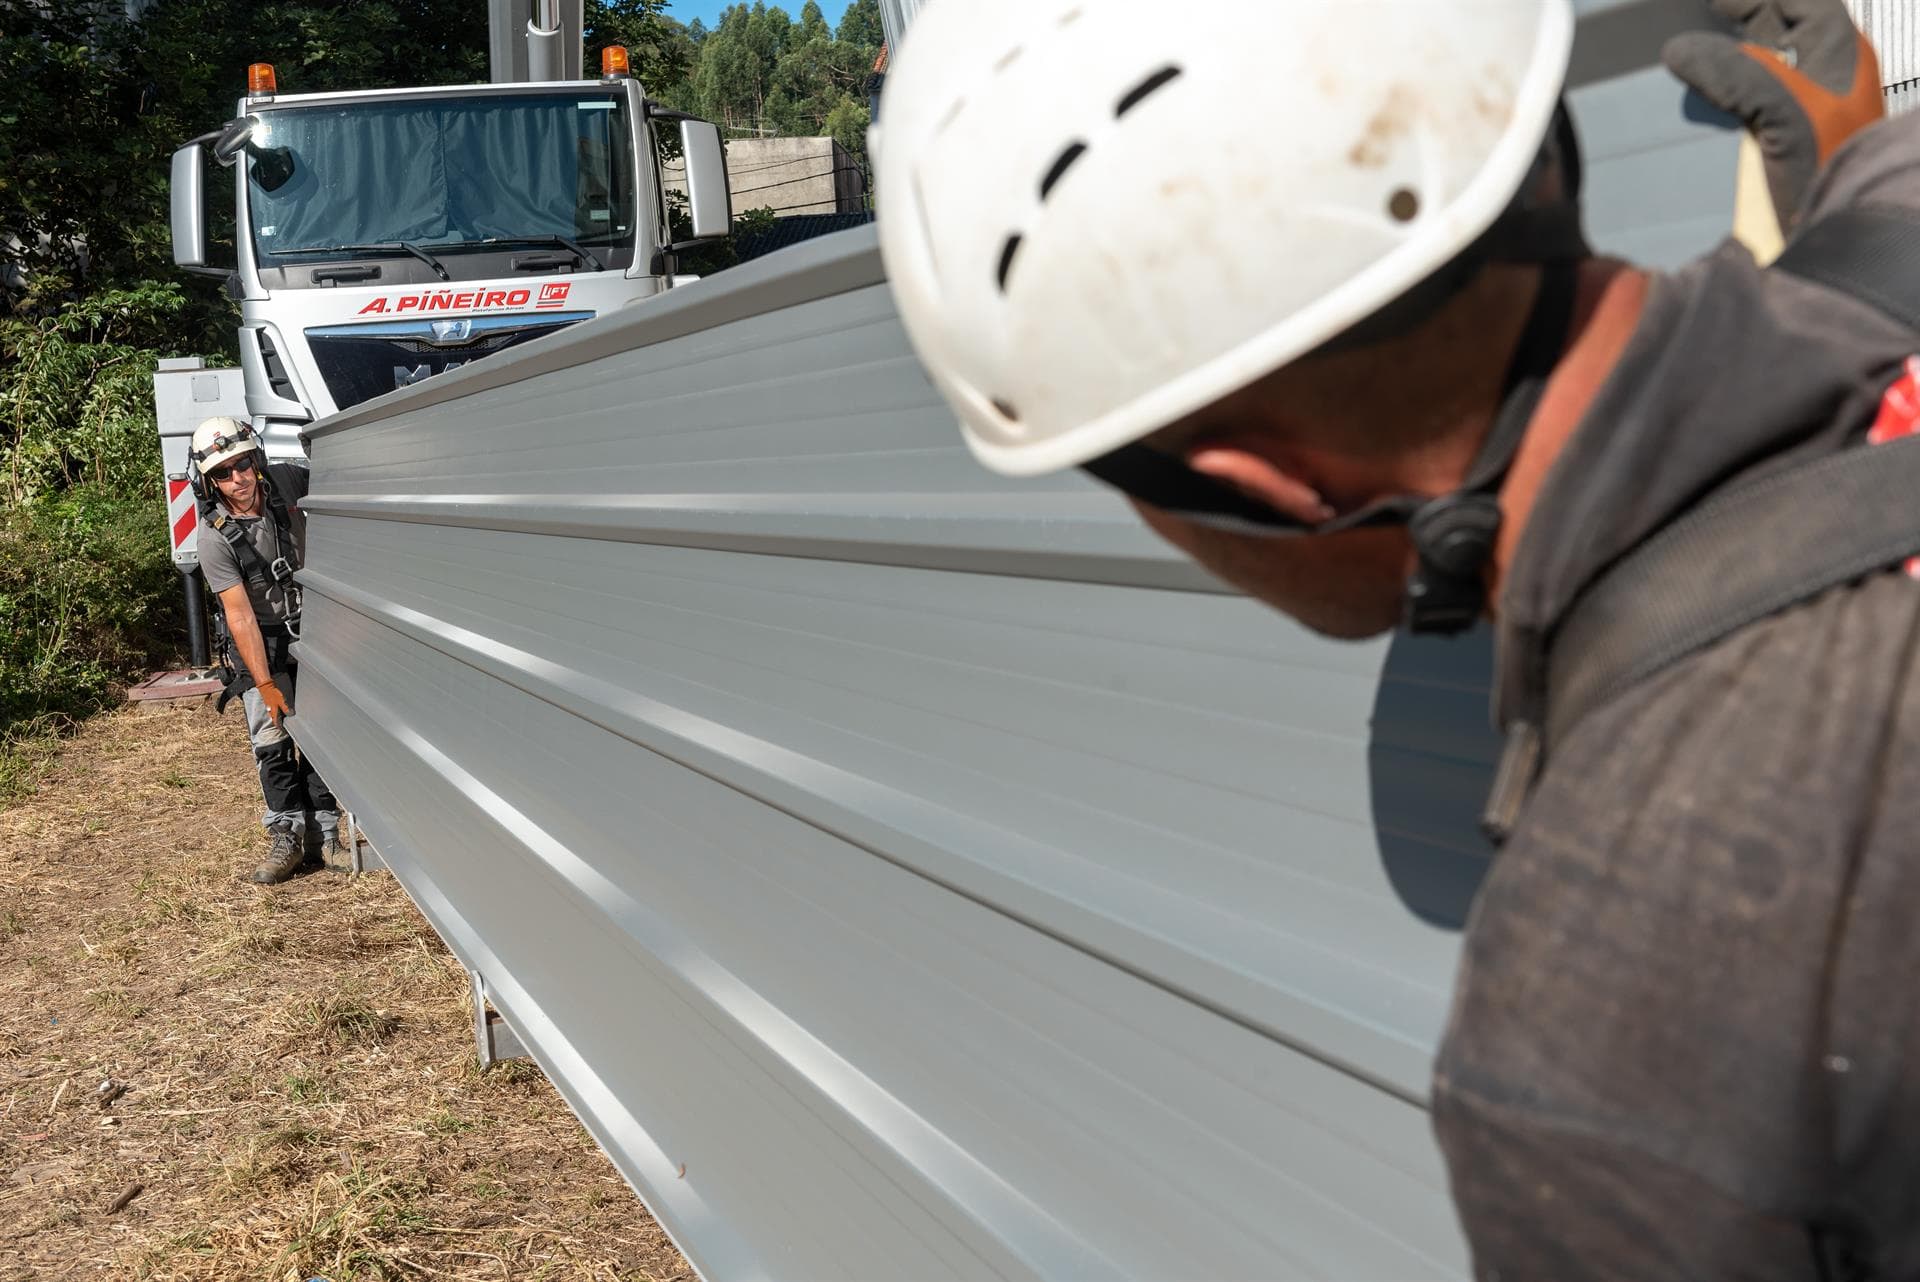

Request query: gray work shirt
[
  {"left": 196, "top": 466, "right": 308, "bottom": 627},
  {"left": 1433, "top": 111, "right": 1920, "bottom": 1274}
]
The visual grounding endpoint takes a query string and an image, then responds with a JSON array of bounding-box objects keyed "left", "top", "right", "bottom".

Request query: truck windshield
[{"left": 247, "top": 92, "right": 634, "bottom": 259}]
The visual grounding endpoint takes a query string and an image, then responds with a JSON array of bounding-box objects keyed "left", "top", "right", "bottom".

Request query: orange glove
[
  {"left": 256, "top": 680, "right": 292, "bottom": 727},
  {"left": 1665, "top": 0, "right": 1884, "bottom": 233}
]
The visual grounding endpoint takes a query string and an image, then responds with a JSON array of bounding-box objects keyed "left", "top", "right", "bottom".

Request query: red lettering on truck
[{"left": 357, "top": 288, "right": 538, "bottom": 315}]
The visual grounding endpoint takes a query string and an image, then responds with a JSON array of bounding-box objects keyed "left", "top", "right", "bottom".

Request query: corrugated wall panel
[
  {"left": 292, "top": 5, "right": 1755, "bottom": 1277},
  {"left": 877, "top": 0, "right": 923, "bottom": 52},
  {"left": 1849, "top": 0, "right": 1920, "bottom": 88}
]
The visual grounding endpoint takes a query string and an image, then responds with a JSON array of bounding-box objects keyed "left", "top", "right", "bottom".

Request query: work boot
[
  {"left": 317, "top": 826, "right": 351, "bottom": 871},
  {"left": 250, "top": 822, "right": 306, "bottom": 884}
]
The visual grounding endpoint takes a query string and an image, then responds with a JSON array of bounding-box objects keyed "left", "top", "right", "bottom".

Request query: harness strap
[
  {"left": 1482, "top": 203, "right": 1920, "bottom": 844},
  {"left": 202, "top": 464, "right": 302, "bottom": 615}
]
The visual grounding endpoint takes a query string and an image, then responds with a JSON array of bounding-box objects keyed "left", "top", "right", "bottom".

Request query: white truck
[{"left": 157, "top": 5, "right": 731, "bottom": 653}]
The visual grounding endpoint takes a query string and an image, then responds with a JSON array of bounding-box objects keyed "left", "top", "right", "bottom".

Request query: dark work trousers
[{"left": 240, "top": 640, "right": 337, "bottom": 836}]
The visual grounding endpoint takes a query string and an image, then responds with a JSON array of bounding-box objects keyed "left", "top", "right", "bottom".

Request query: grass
[
  {"left": 86, "top": 984, "right": 150, "bottom": 1022},
  {"left": 131, "top": 870, "right": 208, "bottom": 926},
  {"left": 0, "top": 700, "right": 697, "bottom": 1282},
  {"left": 0, "top": 712, "right": 74, "bottom": 805},
  {"left": 429, "top": 1109, "right": 474, "bottom": 1134},
  {"left": 283, "top": 1072, "right": 336, "bottom": 1105}
]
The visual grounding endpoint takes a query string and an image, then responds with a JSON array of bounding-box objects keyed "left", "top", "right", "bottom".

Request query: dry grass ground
[{"left": 0, "top": 699, "right": 691, "bottom": 1282}]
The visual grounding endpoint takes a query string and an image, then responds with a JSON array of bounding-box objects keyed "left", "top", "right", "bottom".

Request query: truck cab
[{"left": 170, "top": 55, "right": 731, "bottom": 460}]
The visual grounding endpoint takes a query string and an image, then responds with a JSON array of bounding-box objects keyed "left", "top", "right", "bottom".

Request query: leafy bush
[
  {"left": 2, "top": 283, "right": 188, "bottom": 503},
  {"left": 1, "top": 287, "right": 193, "bottom": 799},
  {"left": 0, "top": 486, "right": 186, "bottom": 796}
]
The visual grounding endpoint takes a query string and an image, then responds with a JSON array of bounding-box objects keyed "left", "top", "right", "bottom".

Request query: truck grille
[{"left": 305, "top": 312, "right": 591, "bottom": 410}]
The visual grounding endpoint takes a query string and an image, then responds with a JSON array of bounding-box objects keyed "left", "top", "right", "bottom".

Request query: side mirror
[
  {"left": 171, "top": 143, "right": 210, "bottom": 271},
  {"left": 171, "top": 142, "right": 231, "bottom": 278},
  {"left": 679, "top": 119, "right": 731, "bottom": 241}
]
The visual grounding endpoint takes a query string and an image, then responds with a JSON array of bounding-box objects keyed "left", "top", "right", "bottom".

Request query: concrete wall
[{"left": 664, "top": 135, "right": 867, "bottom": 219}]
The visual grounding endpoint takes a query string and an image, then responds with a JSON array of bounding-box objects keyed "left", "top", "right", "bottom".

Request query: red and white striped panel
[{"left": 168, "top": 477, "right": 199, "bottom": 564}]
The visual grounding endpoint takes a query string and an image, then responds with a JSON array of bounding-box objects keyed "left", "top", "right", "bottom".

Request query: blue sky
[{"left": 663, "top": 0, "right": 856, "bottom": 30}]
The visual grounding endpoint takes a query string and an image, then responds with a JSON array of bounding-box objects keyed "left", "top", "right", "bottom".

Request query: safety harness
[
  {"left": 190, "top": 441, "right": 308, "bottom": 712},
  {"left": 202, "top": 471, "right": 302, "bottom": 618},
  {"left": 1483, "top": 202, "right": 1920, "bottom": 846}
]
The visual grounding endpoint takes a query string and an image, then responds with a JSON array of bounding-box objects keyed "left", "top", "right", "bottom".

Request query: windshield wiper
[
  {"left": 469, "top": 235, "right": 604, "bottom": 273},
  {"left": 286, "top": 241, "right": 451, "bottom": 281}
]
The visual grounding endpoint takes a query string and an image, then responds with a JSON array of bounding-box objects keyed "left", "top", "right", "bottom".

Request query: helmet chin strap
[{"left": 1080, "top": 258, "right": 1580, "bottom": 635}]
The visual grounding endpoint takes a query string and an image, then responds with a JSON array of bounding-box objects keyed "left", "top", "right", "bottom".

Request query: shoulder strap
[
  {"left": 1482, "top": 204, "right": 1920, "bottom": 844},
  {"left": 1771, "top": 204, "right": 1920, "bottom": 332},
  {"left": 202, "top": 468, "right": 300, "bottom": 612},
  {"left": 1544, "top": 433, "right": 1920, "bottom": 747},
  {"left": 207, "top": 511, "right": 285, "bottom": 605}
]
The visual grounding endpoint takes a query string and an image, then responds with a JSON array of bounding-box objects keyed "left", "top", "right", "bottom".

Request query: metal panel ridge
[{"left": 303, "top": 226, "right": 887, "bottom": 441}]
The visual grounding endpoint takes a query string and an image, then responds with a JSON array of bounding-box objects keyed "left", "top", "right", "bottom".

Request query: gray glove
[{"left": 1663, "top": 0, "right": 1884, "bottom": 229}]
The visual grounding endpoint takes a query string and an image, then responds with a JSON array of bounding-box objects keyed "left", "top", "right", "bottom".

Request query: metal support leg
[
  {"left": 182, "top": 567, "right": 210, "bottom": 670},
  {"left": 336, "top": 811, "right": 386, "bottom": 874},
  {"left": 471, "top": 971, "right": 530, "bottom": 1070}
]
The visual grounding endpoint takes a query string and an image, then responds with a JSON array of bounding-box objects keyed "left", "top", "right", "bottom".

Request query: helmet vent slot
[
  {"left": 1115, "top": 65, "right": 1181, "bottom": 118},
  {"left": 996, "top": 233, "right": 1024, "bottom": 291},
  {"left": 1039, "top": 141, "right": 1088, "bottom": 200}
]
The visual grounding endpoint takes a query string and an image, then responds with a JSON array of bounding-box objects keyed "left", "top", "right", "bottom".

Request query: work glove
[
  {"left": 1664, "top": 0, "right": 1884, "bottom": 238},
  {"left": 256, "top": 680, "right": 292, "bottom": 727}
]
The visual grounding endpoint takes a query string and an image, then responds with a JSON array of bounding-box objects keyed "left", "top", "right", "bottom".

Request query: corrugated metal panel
[
  {"left": 297, "top": 232, "right": 1477, "bottom": 1279},
  {"left": 877, "top": 0, "right": 926, "bottom": 52},
  {"left": 291, "top": 6, "right": 1750, "bottom": 1278},
  {"left": 1848, "top": 0, "right": 1920, "bottom": 88}
]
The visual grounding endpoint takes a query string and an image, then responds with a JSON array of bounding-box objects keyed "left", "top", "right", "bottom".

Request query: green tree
[
  {"left": 797, "top": 0, "right": 829, "bottom": 43},
  {"left": 835, "top": 0, "right": 883, "bottom": 49},
  {"left": 586, "top": 0, "right": 693, "bottom": 96}
]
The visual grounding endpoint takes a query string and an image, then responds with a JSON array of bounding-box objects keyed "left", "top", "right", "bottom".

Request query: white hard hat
[
  {"left": 875, "top": 0, "right": 1577, "bottom": 477},
  {"left": 190, "top": 416, "right": 261, "bottom": 472}
]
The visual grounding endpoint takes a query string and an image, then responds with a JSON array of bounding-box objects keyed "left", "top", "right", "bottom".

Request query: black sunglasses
[{"left": 206, "top": 454, "right": 258, "bottom": 483}]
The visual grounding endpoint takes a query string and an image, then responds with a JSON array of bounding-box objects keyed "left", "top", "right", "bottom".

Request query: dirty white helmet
[
  {"left": 190, "top": 416, "right": 261, "bottom": 473},
  {"left": 875, "top": 0, "right": 1577, "bottom": 477}
]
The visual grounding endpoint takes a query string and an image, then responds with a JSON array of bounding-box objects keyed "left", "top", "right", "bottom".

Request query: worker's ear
[{"left": 1183, "top": 442, "right": 1332, "bottom": 525}]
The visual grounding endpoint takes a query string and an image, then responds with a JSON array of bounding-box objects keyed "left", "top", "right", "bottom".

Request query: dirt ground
[{"left": 0, "top": 698, "right": 692, "bottom": 1282}]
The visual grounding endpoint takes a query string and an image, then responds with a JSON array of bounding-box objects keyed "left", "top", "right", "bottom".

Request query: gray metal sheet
[
  {"left": 1849, "top": 0, "right": 1920, "bottom": 87},
  {"left": 291, "top": 8, "right": 1755, "bottom": 1277}
]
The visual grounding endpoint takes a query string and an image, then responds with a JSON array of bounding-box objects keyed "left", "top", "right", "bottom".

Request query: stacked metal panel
[
  {"left": 290, "top": 3, "right": 1757, "bottom": 1276},
  {"left": 1845, "top": 0, "right": 1920, "bottom": 112}
]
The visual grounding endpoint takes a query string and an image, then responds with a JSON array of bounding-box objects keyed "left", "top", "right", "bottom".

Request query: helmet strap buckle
[{"left": 1404, "top": 492, "right": 1504, "bottom": 635}]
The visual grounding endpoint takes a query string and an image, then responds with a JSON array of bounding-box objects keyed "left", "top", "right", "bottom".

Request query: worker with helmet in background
[
  {"left": 879, "top": 0, "right": 1916, "bottom": 1274},
  {"left": 190, "top": 416, "right": 341, "bottom": 884}
]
